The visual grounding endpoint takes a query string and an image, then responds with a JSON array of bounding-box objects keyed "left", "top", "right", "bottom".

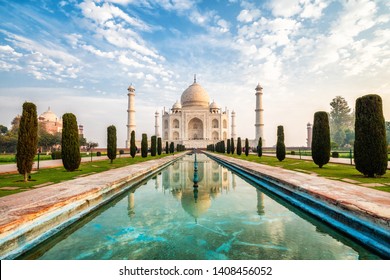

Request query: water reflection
[{"left": 19, "top": 153, "right": 381, "bottom": 260}]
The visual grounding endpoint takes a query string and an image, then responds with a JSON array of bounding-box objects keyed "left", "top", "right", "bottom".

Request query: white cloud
[
  {"left": 300, "top": 0, "right": 329, "bottom": 19},
  {"left": 237, "top": 9, "right": 261, "bottom": 23},
  {"left": 268, "top": 0, "right": 302, "bottom": 18}
]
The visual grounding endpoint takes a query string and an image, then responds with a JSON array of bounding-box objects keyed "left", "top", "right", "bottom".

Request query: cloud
[
  {"left": 268, "top": 0, "right": 302, "bottom": 18},
  {"left": 237, "top": 9, "right": 261, "bottom": 23}
]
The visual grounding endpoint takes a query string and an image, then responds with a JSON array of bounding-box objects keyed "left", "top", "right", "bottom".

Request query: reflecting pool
[{"left": 20, "top": 154, "right": 381, "bottom": 260}]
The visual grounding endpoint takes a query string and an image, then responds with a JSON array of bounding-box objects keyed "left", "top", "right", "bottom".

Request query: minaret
[
  {"left": 231, "top": 110, "right": 237, "bottom": 139},
  {"left": 307, "top": 122, "right": 312, "bottom": 148},
  {"left": 126, "top": 84, "right": 136, "bottom": 148},
  {"left": 155, "top": 111, "right": 160, "bottom": 137},
  {"left": 255, "top": 83, "right": 264, "bottom": 141}
]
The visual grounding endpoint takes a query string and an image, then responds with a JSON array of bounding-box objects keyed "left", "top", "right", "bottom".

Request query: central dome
[{"left": 181, "top": 82, "right": 210, "bottom": 108}]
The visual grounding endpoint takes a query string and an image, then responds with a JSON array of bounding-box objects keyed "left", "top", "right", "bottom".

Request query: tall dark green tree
[
  {"left": 237, "top": 137, "right": 242, "bottom": 156},
  {"left": 16, "top": 102, "right": 38, "bottom": 182},
  {"left": 62, "top": 113, "right": 81, "bottom": 171},
  {"left": 141, "top": 133, "right": 148, "bottom": 157},
  {"left": 276, "top": 126, "right": 286, "bottom": 162},
  {"left": 257, "top": 137, "right": 262, "bottom": 157},
  {"left": 157, "top": 137, "right": 162, "bottom": 155},
  {"left": 230, "top": 137, "right": 235, "bottom": 154},
  {"left": 165, "top": 141, "right": 169, "bottom": 154},
  {"left": 169, "top": 142, "right": 174, "bottom": 153},
  {"left": 245, "top": 138, "right": 249, "bottom": 156},
  {"left": 107, "top": 125, "right": 117, "bottom": 163},
  {"left": 227, "top": 138, "right": 231, "bottom": 154},
  {"left": 151, "top": 135, "right": 157, "bottom": 156},
  {"left": 130, "top": 130, "right": 136, "bottom": 158},
  {"left": 311, "top": 112, "right": 331, "bottom": 168},
  {"left": 354, "top": 94, "right": 387, "bottom": 177}
]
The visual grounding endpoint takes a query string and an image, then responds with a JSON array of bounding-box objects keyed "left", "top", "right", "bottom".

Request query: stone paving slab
[
  {"left": 207, "top": 152, "right": 390, "bottom": 229},
  {"left": 0, "top": 153, "right": 185, "bottom": 259}
]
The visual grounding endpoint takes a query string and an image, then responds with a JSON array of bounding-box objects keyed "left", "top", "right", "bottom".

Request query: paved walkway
[{"left": 0, "top": 154, "right": 131, "bottom": 174}]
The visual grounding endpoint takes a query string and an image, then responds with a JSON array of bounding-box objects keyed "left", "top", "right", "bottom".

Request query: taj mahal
[{"left": 125, "top": 75, "right": 264, "bottom": 149}]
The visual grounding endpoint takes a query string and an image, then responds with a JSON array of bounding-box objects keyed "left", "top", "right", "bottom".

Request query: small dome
[
  {"left": 181, "top": 81, "right": 210, "bottom": 108},
  {"left": 39, "top": 107, "right": 59, "bottom": 122},
  {"left": 209, "top": 100, "right": 219, "bottom": 109},
  {"left": 128, "top": 84, "right": 135, "bottom": 92},
  {"left": 172, "top": 100, "right": 182, "bottom": 109}
]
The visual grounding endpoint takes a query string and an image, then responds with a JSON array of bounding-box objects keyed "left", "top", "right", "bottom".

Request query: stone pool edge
[
  {"left": 204, "top": 152, "right": 390, "bottom": 259},
  {"left": 0, "top": 153, "right": 188, "bottom": 260}
]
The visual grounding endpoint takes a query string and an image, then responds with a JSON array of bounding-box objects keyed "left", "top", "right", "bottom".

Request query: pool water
[{"left": 20, "top": 154, "right": 381, "bottom": 260}]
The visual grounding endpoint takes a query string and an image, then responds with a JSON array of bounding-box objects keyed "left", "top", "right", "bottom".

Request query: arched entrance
[{"left": 188, "top": 118, "right": 203, "bottom": 140}]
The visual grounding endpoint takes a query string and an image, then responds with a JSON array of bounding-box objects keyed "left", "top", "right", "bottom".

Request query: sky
[{"left": 0, "top": 0, "right": 389, "bottom": 147}]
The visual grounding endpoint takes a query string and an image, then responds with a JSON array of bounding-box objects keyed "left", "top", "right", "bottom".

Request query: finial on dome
[{"left": 194, "top": 74, "right": 196, "bottom": 83}]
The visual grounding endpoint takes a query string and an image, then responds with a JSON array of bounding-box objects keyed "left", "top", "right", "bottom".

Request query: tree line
[{"left": 207, "top": 94, "right": 388, "bottom": 178}]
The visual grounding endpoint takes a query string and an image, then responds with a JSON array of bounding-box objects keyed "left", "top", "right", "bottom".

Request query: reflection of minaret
[
  {"left": 255, "top": 83, "right": 264, "bottom": 141},
  {"left": 128, "top": 191, "right": 135, "bottom": 218},
  {"left": 155, "top": 111, "right": 160, "bottom": 137},
  {"left": 231, "top": 173, "right": 237, "bottom": 189},
  {"left": 256, "top": 190, "right": 265, "bottom": 216},
  {"left": 126, "top": 84, "right": 136, "bottom": 148},
  {"left": 154, "top": 176, "right": 160, "bottom": 189},
  {"left": 231, "top": 110, "right": 236, "bottom": 139},
  {"left": 307, "top": 122, "right": 312, "bottom": 148}
]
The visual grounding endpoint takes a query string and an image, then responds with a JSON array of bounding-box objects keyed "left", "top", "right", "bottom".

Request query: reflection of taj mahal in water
[{"left": 127, "top": 154, "right": 265, "bottom": 221}]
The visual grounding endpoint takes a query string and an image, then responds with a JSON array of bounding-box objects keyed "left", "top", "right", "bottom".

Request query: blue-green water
[{"left": 20, "top": 154, "right": 380, "bottom": 260}]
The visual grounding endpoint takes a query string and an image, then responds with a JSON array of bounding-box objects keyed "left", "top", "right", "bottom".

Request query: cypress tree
[
  {"left": 130, "top": 130, "right": 136, "bottom": 158},
  {"left": 230, "top": 137, "right": 235, "bottom": 154},
  {"left": 151, "top": 135, "right": 157, "bottom": 156},
  {"left": 245, "top": 138, "right": 249, "bottom": 156},
  {"left": 157, "top": 137, "right": 162, "bottom": 155},
  {"left": 107, "top": 125, "right": 117, "bottom": 163},
  {"left": 354, "top": 94, "right": 387, "bottom": 177},
  {"left": 276, "top": 125, "right": 286, "bottom": 162},
  {"left": 311, "top": 112, "right": 331, "bottom": 168},
  {"left": 141, "top": 133, "right": 148, "bottom": 158},
  {"left": 165, "top": 141, "right": 169, "bottom": 154},
  {"left": 227, "top": 139, "right": 231, "bottom": 154},
  {"left": 16, "top": 102, "right": 38, "bottom": 182},
  {"left": 257, "top": 137, "right": 262, "bottom": 157},
  {"left": 169, "top": 142, "right": 174, "bottom": 153},
  {"left": 237, "top": 137, "right": 242, "bottom": 155},
  {"left": 62, "top": 113, "right": 81, "bottom": 171}
]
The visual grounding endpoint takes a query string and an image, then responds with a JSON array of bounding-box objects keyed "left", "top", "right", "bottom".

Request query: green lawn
[
  {"left": 0, "top": 153, "right": 108, "bottom": 164},
  {"left": 0, "top": 154, "right": 170, "bottom": 197},
  {"left": 224, "top": 153, "right": 390, "bottom": 193}
]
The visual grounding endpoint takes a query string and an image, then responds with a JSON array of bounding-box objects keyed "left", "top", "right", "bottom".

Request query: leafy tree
[
  {"left": 141, "top": 133, "right": 148, "bottom": 158},
  {"left": 237, "top": 137, "right": 242, "bottom": 156},
  {"left": 311, "top": 112, "right": 330, "bottom": 168},
  {"left": 257, "top": 137, "right": 262, "bottom": 157},
  {"left": 130, "top": 130, "right": 136, "bottom": 158},
  {"left": 157, "top": 137, "right": 162, "bottom": 155},
  {"left": 107, "top": 125, "right": 117, "bottom": 163},
  {"left": 245, "top": 138, "right": 249, "bottom": 156},
  {"left": 10, "top": 115, "right": 21, "bottom": 134},
  {"left": 79, "top": 135, "right": 87, "bottom": 147},
  {"left": 276, "top": 126, "right": 286, "bottom": 162},
  {"left": 0, "top": 124, "right": 8, "bottom": 134},
  {"left": 354, "top": 94, "right": 387, "bottom": 177},
  {"left": 61, "top": 113, "right": 81, "bottom": 171},
  {"left": 227, "top": 138, "right": 231, "bottom": 154},
  {"left": 329, "top": 96, "right": 353, "bottom": 147},
  {"left": 16, "top": 102, "right": 38, "bottom": 182},
  {"left": 169, "top": 142, "right": 174, "bottom": 153},
  {"left": 86, "top": 141, "right": 99, "bottom": 151},
  {"left": 165, "top": 141, "right": 169, "bottom": 154},
  {"left": 230, "top": 137, "right": 234, "bottom": 154},
  {"left": 151, "top": 135, "right": 157, "bottom": 156}
]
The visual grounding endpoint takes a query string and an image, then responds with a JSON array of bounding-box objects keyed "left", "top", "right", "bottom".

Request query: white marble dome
[
  {"left": 209, "top": 100, "right": 219, "bottom": 109},
  {"left": 39, "top": 107, "right": 59, "bottom": 122},
  {"left": 172, "top": 100, "right": 182, "bottom": 110},
  {"left": 181, "top": 82, "right": 210, "bottom": 108}
]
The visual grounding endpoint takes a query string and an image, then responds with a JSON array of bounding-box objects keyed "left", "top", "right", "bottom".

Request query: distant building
[
  {"left": 38, "top": 107, "right": 84, "bottom": 136},
  {"left": 307, "top": 122, "right": 312, "bottom": 148}
]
